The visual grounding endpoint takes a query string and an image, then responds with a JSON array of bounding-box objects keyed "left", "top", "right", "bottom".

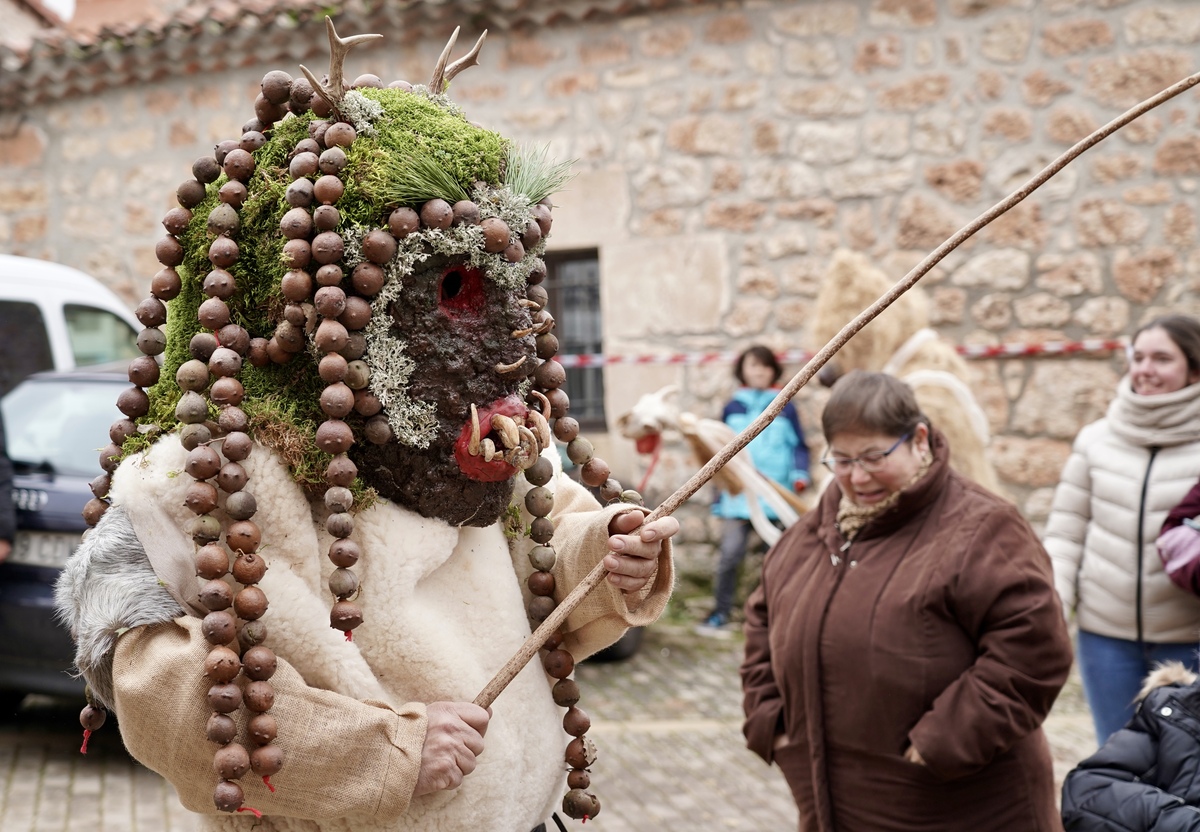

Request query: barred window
[{"left": 544, "top": 250, "right": 605, "bottom": 428}]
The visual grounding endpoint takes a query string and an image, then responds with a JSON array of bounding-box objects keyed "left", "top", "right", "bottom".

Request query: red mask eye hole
[{"left": 438, "top": 266, "right": 485, "bottom": 317}]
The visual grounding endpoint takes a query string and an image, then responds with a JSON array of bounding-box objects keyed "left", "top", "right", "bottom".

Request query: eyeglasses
[{"left": 821, "top": 433, "right": 912, "bottom": 475}]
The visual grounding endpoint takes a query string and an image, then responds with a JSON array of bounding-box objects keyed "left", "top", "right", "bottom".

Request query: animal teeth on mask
[
  {"left": 530, "top": 389, "right": 552, "bottom": 420},
  {"left": 511, "top": 327, "right": 535, "bottom": 339},
  {"left": 481, "top": 437, "right": 497, "bottom": 462},
  {"left": 518, "top": 424, "right": 540, "bottom": 457},
  {"left": 469, "top": 403, "right": 482, "bottom": 456},
  {"left": 534, "top": 317, "right": 555, "bottom": 336},
  {"left": 495, "top": 356, "right": 527, "bottom": 375},
  {"left": 491, "top": 414, "right": 521, "bottom": 450},
  {"left": 518, "top": 298, "right": 541, "bottom": 310},
  {"left": 528, "top": 410, "right": 553, "bottom": 450}
]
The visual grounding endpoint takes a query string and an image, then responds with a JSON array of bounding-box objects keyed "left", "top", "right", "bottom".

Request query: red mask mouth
[{"left": 453, "top": 395, "right": 531, "bottom": 482}]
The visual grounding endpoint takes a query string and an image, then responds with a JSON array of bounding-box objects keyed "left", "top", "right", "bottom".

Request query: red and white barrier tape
[{"left": 555, "top": 339, "right": 1128, "bottom": 368}]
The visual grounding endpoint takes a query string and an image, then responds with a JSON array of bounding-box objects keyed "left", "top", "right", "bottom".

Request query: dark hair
[
  {"left": 822, "top": 371, "right": 927, "bottom": 441},
  {"left": 735, "top": 344, "right": 783, "bottom": 386},
  {"left": 1133, "top": 315, "right": 1200, "bottom": 374}
]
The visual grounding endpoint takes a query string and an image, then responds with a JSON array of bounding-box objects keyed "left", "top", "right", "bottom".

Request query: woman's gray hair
[{"left": 821, "top": 370, "right": 928, "bottom": 441}]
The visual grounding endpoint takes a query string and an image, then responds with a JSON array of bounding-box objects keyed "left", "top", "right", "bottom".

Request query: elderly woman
[{"left": 740, "top": 371, "right": 1072, "bottom": 832}]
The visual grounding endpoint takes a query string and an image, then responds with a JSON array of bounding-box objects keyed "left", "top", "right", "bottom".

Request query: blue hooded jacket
[{"left": 712, "top": 387, "right": 810, "bottom": 521}]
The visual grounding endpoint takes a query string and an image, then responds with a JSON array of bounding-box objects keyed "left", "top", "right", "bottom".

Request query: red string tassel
[
  {"left": 80, "top": 729, "right": 92, "bottom": 755},
  {"left": 237, "top": 806, "right": 263, "bottom": 818},
  {"left": 345, "top": 631, "right": 353, "bottom": 642},
  {"left": 263, "top": 776, "right": 276, "bottom": 793}
]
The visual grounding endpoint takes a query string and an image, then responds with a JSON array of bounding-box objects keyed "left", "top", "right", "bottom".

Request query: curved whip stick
[{"left": 475, "top": 69, "right": 1200, "bottom": 710}]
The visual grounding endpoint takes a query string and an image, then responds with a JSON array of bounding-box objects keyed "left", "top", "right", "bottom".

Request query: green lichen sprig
[
  {"left": 338, "top": 90, "right": 384, "bottom": 136},
  {"left": 504, "top": 143, "right": 575, "bottom": 206}
]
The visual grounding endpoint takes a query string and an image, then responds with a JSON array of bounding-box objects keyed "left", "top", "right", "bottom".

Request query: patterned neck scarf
[{"left": 835, "top": 452, "right": 933, "bottom": 542}]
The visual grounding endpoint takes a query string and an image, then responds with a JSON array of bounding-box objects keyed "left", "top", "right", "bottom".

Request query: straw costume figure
[{"left": 54, "top": 20, "right": 676, "bottom": 832}]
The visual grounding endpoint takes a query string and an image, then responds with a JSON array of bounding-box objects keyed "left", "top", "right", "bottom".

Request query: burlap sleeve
[
  {"left": 548, "top": 477, "right": 674, "bottom": 660},
  {"left": 112, "top": 616, "right": 427, "bottom": 821}
]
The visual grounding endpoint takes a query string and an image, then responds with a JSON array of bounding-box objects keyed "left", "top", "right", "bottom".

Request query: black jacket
[
  {"left": 0, "top": 417, "right": 13, "bottom": 544},
  {"left": 1062, "top": 669, "right": 1200, "bottom": 830}
]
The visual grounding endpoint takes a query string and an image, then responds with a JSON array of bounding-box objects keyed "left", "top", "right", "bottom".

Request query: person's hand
[
  {"left": 413, "top": 702, "right": 490, "bottom": 797},
  {"left": 772, "top": 734, "right": 790, "bottom": 751},
  {"left": 903, "top": 744, "right": 925, "bottom": 766},
  {"left": 0, "top": 539, "right": 10, "bottom": 564},
  {"left": 605, "top": 512, "right": 679, "bottom": 592}
]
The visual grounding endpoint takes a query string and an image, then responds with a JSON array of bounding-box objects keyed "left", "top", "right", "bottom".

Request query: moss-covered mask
[{"left": 128, "top": 20, "right": 571, "bottom": 527}]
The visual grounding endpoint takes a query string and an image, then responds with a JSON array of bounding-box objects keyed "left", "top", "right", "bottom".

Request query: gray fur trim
[{"left": 53, "top": 506, "right": 184, "bottom": 709}]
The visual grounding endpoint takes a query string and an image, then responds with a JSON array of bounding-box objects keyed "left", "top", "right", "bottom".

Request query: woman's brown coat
[{"left": 741, "top": 432, "right": 1072, "bottom": 832}]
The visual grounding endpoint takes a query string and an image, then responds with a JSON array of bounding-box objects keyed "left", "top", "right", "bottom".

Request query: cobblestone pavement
[{"left": 0, "top": 624, "right": 1097, "bottom": 832}]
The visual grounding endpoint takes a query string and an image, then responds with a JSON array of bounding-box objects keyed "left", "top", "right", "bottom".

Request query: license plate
[{"left": 10, "top": 531, "right": 81, "bottom": 568}]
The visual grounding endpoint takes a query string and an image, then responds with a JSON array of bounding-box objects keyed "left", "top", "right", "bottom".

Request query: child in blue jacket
[{"left": 699, "top": 345, "right": 810, "bottom": 633}]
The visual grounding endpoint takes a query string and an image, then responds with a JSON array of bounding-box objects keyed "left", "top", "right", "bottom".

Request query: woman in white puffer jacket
[{"left": 1045, "top": 315, "right": 1200, "bottom": 744}]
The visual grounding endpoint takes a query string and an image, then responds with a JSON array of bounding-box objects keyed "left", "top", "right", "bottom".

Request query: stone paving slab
[{"left": 0, "top": 623, "right": 1096, "bottom": 832}]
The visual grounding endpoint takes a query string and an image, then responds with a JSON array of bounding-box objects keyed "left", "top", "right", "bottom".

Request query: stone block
[
  {"left": 1113, "top": 247, "right": 1180, "bottom": 303},
  {"left": 704, "top": 13, "right": 753, "bottom": 44},
  {"left": 948, "top": 0, "right": 1033, "bottom": 15},
  {"left": 931, "top": 286, "right": 967, "bottom": 324},
  {"left": 975, "top": 69, "right": 1007, "bottom": 100},
  {"left": 1046, "top": 105, "right": 1098, "bottom": 144},
  {"left": 1154, "top": 135, "right": 1200, "bottom": 175},
  {"left": 1014, "top": 292, "right": 1072, "bottom": 327},
  {"left": 711, "top": 162, "right": 743, "bottom": 194},
  {"left": 990, "top": 437, "right": 1072, "bottom": 488},
  {"left": 772, "top": 3, "right": 860, "bottom": 37},
  {"left": 783, "top": 41, "right": 840, "bottom": 77},
  {"left": 0, "top": 123, "right": 46, "bottom": 167},
  {"left": 780, "top": 257, "right": 826, "bottom": 296},
  {"left": 632, "top": 209, "right": 684, "bottom": 238},
  {"left": 863, "top": 116, "right": 912, "bottom": 159},
  {"left": 1011, "top": 361, "right": 1117, "bottom": 440},
  {"left": 168, "top": 120, "right": 196, "bottom": 147},
  {"left": 546, "top": 71, "right": 600, "bottom": 98},
  {"left": 776, "top": 199, "right": 837, "bottom": 227},
  {"left": 925, "top": 159, "right": 984, "bottom": 203},
  {"left": 747, "top": 161, "right": 821, "bottom": 200},
  {"left": 982, "top": 201, "right": 1049, "bottom": 252},
  {"left": 1024, "top": 487, "right": 1056, "bottom": 523},
  {"left": 581, "top": 35, "right": 632, "bottom": 66},
  {"left": 547, "top": 168, "right": 630, "bottom": 250},
  {"left": 0, "top": 179, "right": 46, "bottom": 211},
  {"left": 745, "top": 43, "right": 779, "bottom": 76},
  {"left": 1073, "top": 296, "right": 1130, "bottom": 336},
  {"left": 983, "top": 107, "right": 1032, "bottom": 141},
  {"left": 1165, "top": 203, "right": 1197, "bottom": 247},
  {"left": 1035, "top": 252, "right": 1102, "bottom": 296},
  {"left": 122, "top": 202, "right": 158, "bottom": 236},
  {"left": 824, "top": 158, "right": 914, "bottom": 199},
  {"left": 1022, "top": 69, "right": 1073, "bottom": 107},
  {"left": 13, "top": 214, "right": 46, "bottom": 243},
  {"left": 666, "top": 115, "right": 743, "bottom": 156},
  {"left": 504, "top": 106, "right": 569, "bottom": 131},
  {"left": 877, "top": 73, "right": 951, "bottom": 111},
  {"left": 854, "top": 34, "right": 904, "bottom": 73},
  {"left": 737, "top": 266, "right": 780, "bottom": 299},
  {"left": 1041, "top": 18, "right": 1115, "bottom": 57},
  {"left": 721, "top": 82, "right": 763, "bottom": 112},
  {"left": 842, "top": 203, "right": 877, "bottom": 251},
  {"left": 778, "top": 83, "right": 868, "bottom": 117},
  {"left": 604, "top": 66, "right": 660, "bottom": 89},
  {"left": 953, "top": 248, "right": 1032, "bottom": 290},
  {"left": 972, "top": 293, "right": 1013, "bottom": 330},
  {"left": 633, "top": 158, "right": 706, "bottom": 210},
  {"left": 790, "top": 123, "right": 858, "bottom": 165},
  {"left": 752, "top": 120, "right": 785, "bottom": 156},
  {"left": 1075, "top": 198, "right": 1149, "bottom": 246},
  {"left": 895, "top": 193, "right": 962, "bottom": 250},
  {"left": 776, "top": 297, "right": 811, "bottom": 331},
  {"left": 640, "top": 24, "right": 693, "bottom": 58},
  {"left": 1086, "top": 49, "right": 1194, "bottom": 109},
  {"left": 1121, "top": 113, "right": 1163, "bottom": 144},
  {"left": 144, "top": 89, "right": 179, "bottom": 116},
  {"left": 1091, "top": 152, "right": 1143, "bottom": 183},
  {"left": 981, "top": 17, "right": 1033, "bottom": 64},
  {"left": 869, "top": 0, "right": 938, "bottom": 28},
  {"left": 1123, "top": 183, "right": 1172, "bottom": 206},
  {"left": 704, "top": 201, "right": 769, "bottom": 233},
  {"left": 501, "top": 36, "right": 563, "bottom": 69},
  {"left": 764, "top": 229, "right": 809, "bottom": 259},
  {"left": 690, "top": 51, "right": 736, "bottom": 76},
  {"left": 912, "top": 111, "right": 966, "bottom": 155},
  {"left": 724, "top": 296, "right": 773, "bottom": 337},
  {"left": 1124, "top": 6, "right": 1200, "bottom": 45},
  {"left": 603, "top": 236, "right": 728, "bottom": 340}
]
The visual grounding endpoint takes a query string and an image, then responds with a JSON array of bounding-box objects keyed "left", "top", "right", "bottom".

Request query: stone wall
[{"left": 3, "top": 0, "right": 1199, "bottom": 564}]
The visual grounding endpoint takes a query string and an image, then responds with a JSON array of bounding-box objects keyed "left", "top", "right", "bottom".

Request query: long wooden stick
[{"left": 474, "top": 69, "right": 1200, "bottom": 710}]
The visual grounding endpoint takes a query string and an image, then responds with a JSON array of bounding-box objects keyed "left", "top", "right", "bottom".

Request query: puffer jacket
[
  {"left": 1044, "top": 378, "right": 1200, "bottom": 643},
  {"left": 1061, "top": 664, "right": 1200, "bottom": 830}
]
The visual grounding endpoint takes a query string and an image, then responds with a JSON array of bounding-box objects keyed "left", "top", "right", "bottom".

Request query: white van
[{"left": 0, "top": 254, "right": 140, "bottom": 397}]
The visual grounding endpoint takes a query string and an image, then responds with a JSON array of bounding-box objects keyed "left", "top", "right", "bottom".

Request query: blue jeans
[
  {"left": 1076, "top": 629, "right": 1199, "bottom": 744},
  {"left": 712, "top": 519, "right": 753, "bottom": 619}
]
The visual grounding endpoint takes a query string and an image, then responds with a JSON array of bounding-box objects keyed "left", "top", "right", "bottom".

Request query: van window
[
  {"left": 64, "top": 304, "right": 139, "bottom": 368},
  {"left": 0, "top": 301, "right": 54, "bottom": 397}
]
